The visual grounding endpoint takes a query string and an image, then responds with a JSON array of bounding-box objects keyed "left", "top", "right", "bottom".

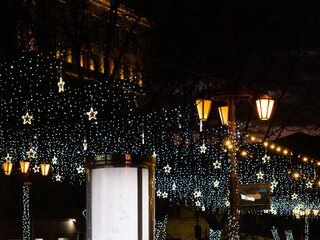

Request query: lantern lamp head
[
  {"left": 196, "top": 99, "right": 212, "bottom": 121},
  {"left": 256, "top": 94, "right": 274, "bottom": 120},
  {"left": 40, "top": 164, "right": 51, "bottom": 176},
  {"left": 20, "top": 161, "right": 30, "bottom": 174},
  {"left": 3, "top": 162, "right": 13, "bottom": 176}
]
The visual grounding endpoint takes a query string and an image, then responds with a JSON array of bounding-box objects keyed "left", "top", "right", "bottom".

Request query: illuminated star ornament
[
  {"left": 195, "top": 200, "right": 201, "bottom": 207},
  {"left": 58, "top": 76, "right": 65, "bottom": 92},
  {"left": 262, "top": 154, "right": 271, "bottom": 164},
  {"left": 162, "top": 192, "right": 168, "bottom": 198},
  {"left": 163, "top": 164, "right": 172, "bottom": 173},
  {"left": 86, "top": 107, "right": 98, "bottom": 121},
  {"left": 213, "top": 180, "right": 219, "bottom": 188},
  {"left": 22, "top": 112, "right": 33, "bottom": 125},
  {"left": 83, "top": 139, "right": 87, "bottom": 151},
  {"left": 256, "top": 171, "right": 264, "bottom": 179},
  {"left": 200, "top": 143, "right": 207, "bottom": 154},
  {"left": 33, "top": 165, "right": 40, "bottom": 173},
  {"left": 76, "top": 165, "right": 85, "bottom": 174},
  {"left": 306, "top": 181, "right": 313, "bottom": 189},
  {"left": 27, "top": 148, "right": 36, "bottom": 159},
  {"left": 270, "top": 180, "right": 278, "bottom": 192},
  {"left": 55, "top": 174, "right": 62, "bottom": 182},
  {"left": 213, "top": 160, "right": 221, "bottom": 169},
  {"left": 225, "top": 200, "right": 230, "bottom": 207},
  {"left": 172, "top": 182, "right": 176, "bottom": 191},
  {"left": 194, "top": 190, "right": 201, "bottom": 198},
  {"left": 83, "top": 130, "right": 87, "bottom": 151},
  {"left": 201, "top": 206, "right": 206, "bottom": 211},
  {"left": 86, "top": 95, "right": 98, "bottom": 121},
  {"left": 52, "top": 155, "right": 58, "bottom": 165},
  {"left": 4, "top": 153, "right": 12, "bottom": 163},
  {"left": 156, "top": 190, "right": 162, "bottom": 197},
  {"left": 292, "top": 193, "right": 298, "bottom": 200}
]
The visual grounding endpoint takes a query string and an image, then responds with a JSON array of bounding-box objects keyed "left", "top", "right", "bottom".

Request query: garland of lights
[
  {"left": 22, "top": 185, "right": 30, "bottom": 240},
  {"left": 305, "top": 216, "right": 309, "bottom": 240},
  {"left": 285, "top": 230, "right": 294, "bottom": 240},
  {"left": 1, "top": 53, "right": 320, "bottom": 240},
  {"left": 271, "top": 226, "right": 280, "bottom": 240},
  {"left": 210, "top": 229, "right": 222, "bottom": 240},
  {"left": 155, "top": 215, "right": 168, "bottom": 240}
]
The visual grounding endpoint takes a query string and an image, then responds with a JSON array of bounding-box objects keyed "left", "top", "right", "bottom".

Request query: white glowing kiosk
[{"left": 86, "top": 154, "right": 156, "bottom": 240}]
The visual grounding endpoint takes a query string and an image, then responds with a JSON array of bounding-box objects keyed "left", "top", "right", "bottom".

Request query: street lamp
[
  {"left": 195, "top": 89, "right": 275, "bottom": 240},
  {"left": 3, "top": 160, "right": 51, "bottom": 240}
]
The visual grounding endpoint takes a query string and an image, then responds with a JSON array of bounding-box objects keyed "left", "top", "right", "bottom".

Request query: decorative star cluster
[{"left": 1, "top": 52, "right": 320, "bottom": 222}]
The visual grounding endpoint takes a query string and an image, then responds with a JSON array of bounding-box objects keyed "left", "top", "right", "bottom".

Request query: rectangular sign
[{"left": 238, "top": 183, "right": 271, "bottom": 210}]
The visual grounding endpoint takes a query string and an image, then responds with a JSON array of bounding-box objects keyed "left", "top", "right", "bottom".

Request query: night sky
[{"left": 126, "top": 0, "right": 320, "bottom": 139}]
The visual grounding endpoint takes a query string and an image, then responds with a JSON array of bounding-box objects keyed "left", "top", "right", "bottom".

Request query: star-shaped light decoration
[
  {"left": 86, "top": 107, "right": 98, "bottom": 121},
  {"left": 27, "top": 148, "right": 36, "bottom": 159},
  {"left": 256, "top": 171, "right": 264, "bottom": 179},
  {"left": 201, "top": 206, "right": 206, "bottom": 212},
  {"left": 33, "top": 165, "right": 40, "bottom": 173},
  {"left": 292, "top": 193, "right": 298, "bottom": 200},
  {"left": 193, "top": 190, "right": 201, "bottom": 198},
  {"left": 262, "top": 154, "right": 271, "bottom": 164},
  {"left": 152, "top": 151, "right": 157, "bottom": 157},
  {"left": 4, "top": 153, "right": 12, "bottom": 163},
  {"left": 58, "top": 76, "right": 65, "bottom": 93},
  {"left": 22, "top": 112, "right": 33, "bottom": 125},
  {"left": 306, "top": 181, "right": 313, "bottom": 189},
  {"left": 55, "top": 174, "right": 62, "bottom": 182},
  {"left": 162, "top": 192, "right": 168, "bottom": 198},
  {"left": 213, "top": 180, "right": 219, "bottom": 188},
  {"left": 271, "top": 208, "right": 277, "bottom": 215},
  {"left": 83, "top": 139, "right": 87, "bottom": 151},
  {"left": 172, "top": 182, "right": 176, "bottom": 191},
  {"left": 213, "top": 160, "right": 221, "bottom": 169},
  {"left": 52, "top": 155, "right": 58, "bottom": 165},
  {"left": 76, "top": 165, "right": 85, "bottom": 174},
  {"left": 195, "top": 200, "right": 201, "bottom": 207},
  {"left": 156, "top": 190, "right": 162, "bottom": 197},
  {"left": 200, "top": 143, "right": 207, "bottom": 154},
  {"left": 163, "top": 164, "right": 171, "bottom": 173},
  {"left": 270, "top": 180, "right": 278, "bottom": 192},
  {"left": 226, "top": 200, "right": 230, "bottom": 207}
]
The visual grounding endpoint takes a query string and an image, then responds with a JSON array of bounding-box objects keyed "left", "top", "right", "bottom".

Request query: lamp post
[
  {"left": 2, "top": 160, "right": 51, "bottom": 240},
  {"left": 196, "top": 89, "right": 274, "bottom": 240}
]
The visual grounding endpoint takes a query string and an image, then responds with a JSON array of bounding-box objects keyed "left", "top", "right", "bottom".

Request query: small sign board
[{"left": 238, "top": 183, "right": 271, "bottom": 210}]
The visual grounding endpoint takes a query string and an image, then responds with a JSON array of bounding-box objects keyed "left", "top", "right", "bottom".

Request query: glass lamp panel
[
  {"left": 218, "top": 106, "right": 228, "bottom": 125},
  {"left": 20, "top": 161, "right": 30, "bottom": 173},
  {"left": 196, "top": 99, "right": 212, "bottom": 121}
]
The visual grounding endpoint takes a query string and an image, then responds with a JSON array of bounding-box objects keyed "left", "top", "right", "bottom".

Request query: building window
[{"left": 66, "top": 48, "right": 72, "bottom": 63}]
